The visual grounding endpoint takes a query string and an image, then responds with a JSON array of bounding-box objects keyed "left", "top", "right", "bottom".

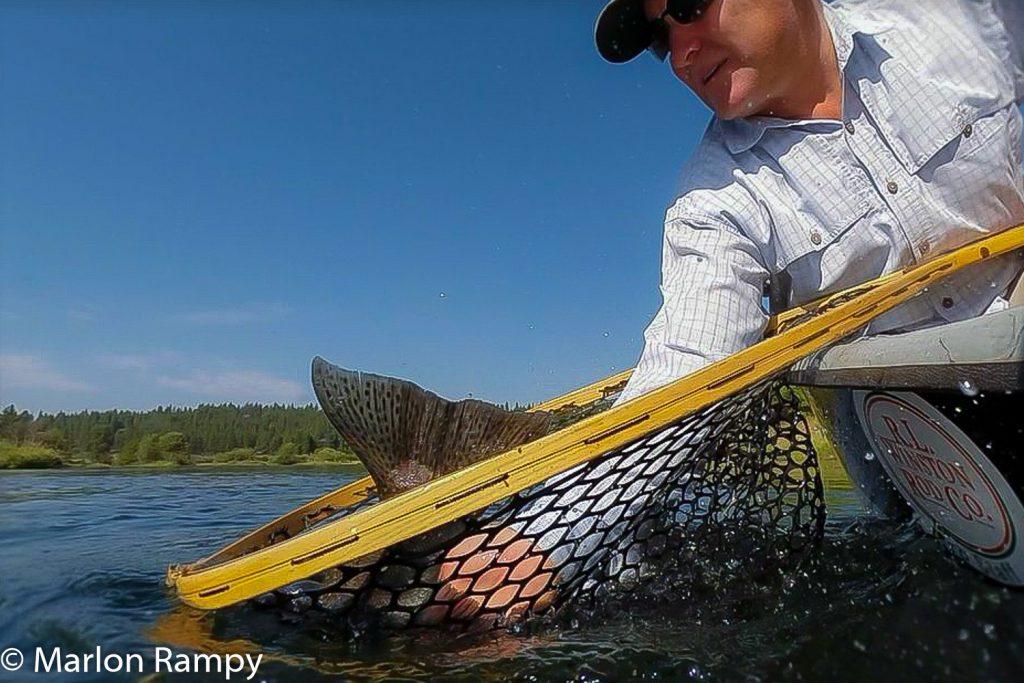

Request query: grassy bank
[
  {"left": 0, "top": 442, "right": 65, "bottom": 469},
  {"left": 0, "top": 440, "right": 363, "bottom": 470}
]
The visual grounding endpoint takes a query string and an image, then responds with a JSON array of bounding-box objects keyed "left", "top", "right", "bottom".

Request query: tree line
[{"left": 0, "top": 402, "right": 352, "bottom": 466}]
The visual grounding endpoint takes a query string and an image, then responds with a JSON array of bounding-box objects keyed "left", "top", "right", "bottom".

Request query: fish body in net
[{"left": 254, "top": 357, "right": 824, "bottom": 631}]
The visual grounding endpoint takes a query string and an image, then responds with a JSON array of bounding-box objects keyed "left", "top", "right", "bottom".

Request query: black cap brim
[{"left": 595, "top": 0, "right": 654, "bottom": 64}]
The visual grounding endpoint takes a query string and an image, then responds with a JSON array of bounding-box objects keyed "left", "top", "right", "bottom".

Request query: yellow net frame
[{"left": 167, "top": 225, "right": 1024, "bottom": 609}]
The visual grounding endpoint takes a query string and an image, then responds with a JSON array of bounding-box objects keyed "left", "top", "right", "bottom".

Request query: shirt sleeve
[{"left": 614, "top": 203, "right": 770, "bottom": 405}]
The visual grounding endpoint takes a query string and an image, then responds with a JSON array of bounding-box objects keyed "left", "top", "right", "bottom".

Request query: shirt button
[
  {"left": 941, "top": 296, "right": 954, "bottom": 309},
  {"left": 963, "top": 124, "right": 973, "bottom": 138},
  {"left": 886, "top": 180, "right": 899, "bottom": 195},
  {"left": 919, "top": 240, "right": 930, "bottom": 255},
  {"left": 845, "top": 121, "right": 855, "bottom": 135},
  {"left": 810, "top": 230, "right": 822, "bottom": 246}
]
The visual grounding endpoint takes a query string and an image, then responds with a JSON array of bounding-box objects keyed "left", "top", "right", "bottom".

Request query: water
[{"left": 0, "top": 466, "right": 1021, "bottom": 682}]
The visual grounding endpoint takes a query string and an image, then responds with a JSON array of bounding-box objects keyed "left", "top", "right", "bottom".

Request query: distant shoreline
[
  {"left": 0, "top": 460, "right": 367, "bottom": 471},
  {"left": 0, "top": 441, "right": 365, "bottom": 471},
  {"left": 1, "top": 403, "right": 360, "bottom": 471}
]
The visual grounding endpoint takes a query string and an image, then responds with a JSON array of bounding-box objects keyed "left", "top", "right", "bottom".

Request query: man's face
[{"left": 643, "top": 0, "right": 805, "bottom": 120}]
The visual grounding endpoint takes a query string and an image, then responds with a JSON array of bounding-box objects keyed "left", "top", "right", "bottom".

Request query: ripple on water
[
  {"left": 2, "top": 469, "right": 1022, "bottom": 682},
  {"left": 168, "top": 516, "right": 1022, "bottom": 683}
]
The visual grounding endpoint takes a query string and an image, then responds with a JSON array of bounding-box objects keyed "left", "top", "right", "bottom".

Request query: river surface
[{"left": 0, "top": 465, "right": 1021, "bottom": 682}]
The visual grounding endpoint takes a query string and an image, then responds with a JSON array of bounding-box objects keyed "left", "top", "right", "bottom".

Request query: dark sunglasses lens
[{"left": 667, "top": 0, "right": 712, "bottom": 24}]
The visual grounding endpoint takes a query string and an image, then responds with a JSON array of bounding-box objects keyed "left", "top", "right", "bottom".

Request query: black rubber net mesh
[{"left": 246, "top": 379, "right": 825, "bottom": 631}]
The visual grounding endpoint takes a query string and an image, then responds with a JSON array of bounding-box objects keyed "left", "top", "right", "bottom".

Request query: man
[{"left": 595, "top": 0, "right": 1024, "bottom": 403}]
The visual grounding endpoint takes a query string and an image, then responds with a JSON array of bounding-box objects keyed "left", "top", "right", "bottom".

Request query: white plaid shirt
[{"left": 617, "top": 0, "right": 1024, "bottom": 404}]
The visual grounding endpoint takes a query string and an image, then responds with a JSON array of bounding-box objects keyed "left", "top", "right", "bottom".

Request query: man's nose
[{"left": 668, "top": 29, "right": 701, "bottom": 82}]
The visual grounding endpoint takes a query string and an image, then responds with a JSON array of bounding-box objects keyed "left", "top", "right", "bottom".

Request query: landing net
[{"left": 251, "top": 380, "right": 822, "bottom": 631}]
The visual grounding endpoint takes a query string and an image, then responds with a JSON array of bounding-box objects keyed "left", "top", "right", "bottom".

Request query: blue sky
[{"left": 0, "top": 1, "right": 712, "bottom": 413}]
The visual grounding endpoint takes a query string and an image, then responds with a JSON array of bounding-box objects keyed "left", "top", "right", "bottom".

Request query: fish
[
  {"left": 295, "top": 356, "right": 561, "bottom": 631},
  {"left": 252, "top": 357, "right": 825, "bottom": 631}
]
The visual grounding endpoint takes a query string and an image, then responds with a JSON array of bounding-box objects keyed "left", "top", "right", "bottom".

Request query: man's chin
[
  {"left": 710, "top": 95, "right": 765, "bottom": 121},
  {"left": 706, "top": 76, "right": 764, "bottom": 119},
  {"left": 700, "top": 90, "right": 743, "bottom": 120},
  {"left": 708, "top": 101, "right": 743, "bottom": 121}
]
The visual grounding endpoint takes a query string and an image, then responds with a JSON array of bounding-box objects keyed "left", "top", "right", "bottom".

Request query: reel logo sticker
[{"left": 855, "top": 391, "right": 1024, "bottom": 586}]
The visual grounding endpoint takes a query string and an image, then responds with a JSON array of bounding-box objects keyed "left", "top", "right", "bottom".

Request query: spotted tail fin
[{"left": 311, "top": 356, "right": 551, "bottom": 497}]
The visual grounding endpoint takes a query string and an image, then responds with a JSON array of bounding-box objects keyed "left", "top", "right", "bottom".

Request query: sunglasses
[{"left": 648, "top": 0, "right": 715, "bottom": 61}]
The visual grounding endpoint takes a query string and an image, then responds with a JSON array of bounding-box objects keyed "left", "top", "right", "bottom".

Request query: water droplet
[
  {"left": 983, "top": 623, "right": 996, "bottom": 639},
  {"left": 853, "top": 640, "right": 867, "bottom": 652},
  {"left": 958, "top": 379, "right": 978, "bottom": 396},
  {"left": 958, "top": 628, "right": 969, "bottom": 641}
]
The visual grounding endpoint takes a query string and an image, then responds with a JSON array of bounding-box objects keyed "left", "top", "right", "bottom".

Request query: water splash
[{"left": 958, "top": 380, "right": 979, "bottom": 397}]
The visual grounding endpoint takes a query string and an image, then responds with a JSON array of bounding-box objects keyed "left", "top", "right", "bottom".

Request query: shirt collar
[{"left": 717, "top": 1, "right": 880, "bottom": 155}]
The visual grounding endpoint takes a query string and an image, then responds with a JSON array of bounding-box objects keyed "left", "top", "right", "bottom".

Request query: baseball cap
[{"left": 594, "top": 0, "right": 661, "bottom": 64}]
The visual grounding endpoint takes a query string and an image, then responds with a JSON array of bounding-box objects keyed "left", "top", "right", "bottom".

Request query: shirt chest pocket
[
  {"left": 761, "top": 133, "right": 875, "bottom": 273},
  {"left": 861, "top": 56, "right": 1020, "bottom": 216},
  {"left": 888, "top": 94, "right": 1018, "bottom": 184},
  {"left": 913, "top": 104, "right": 1024, "bottom": 231}
]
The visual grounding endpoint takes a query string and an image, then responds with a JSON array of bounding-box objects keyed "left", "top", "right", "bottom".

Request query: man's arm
[{"left": 615, "top": 206, "right": 770, "bottom": 405}]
